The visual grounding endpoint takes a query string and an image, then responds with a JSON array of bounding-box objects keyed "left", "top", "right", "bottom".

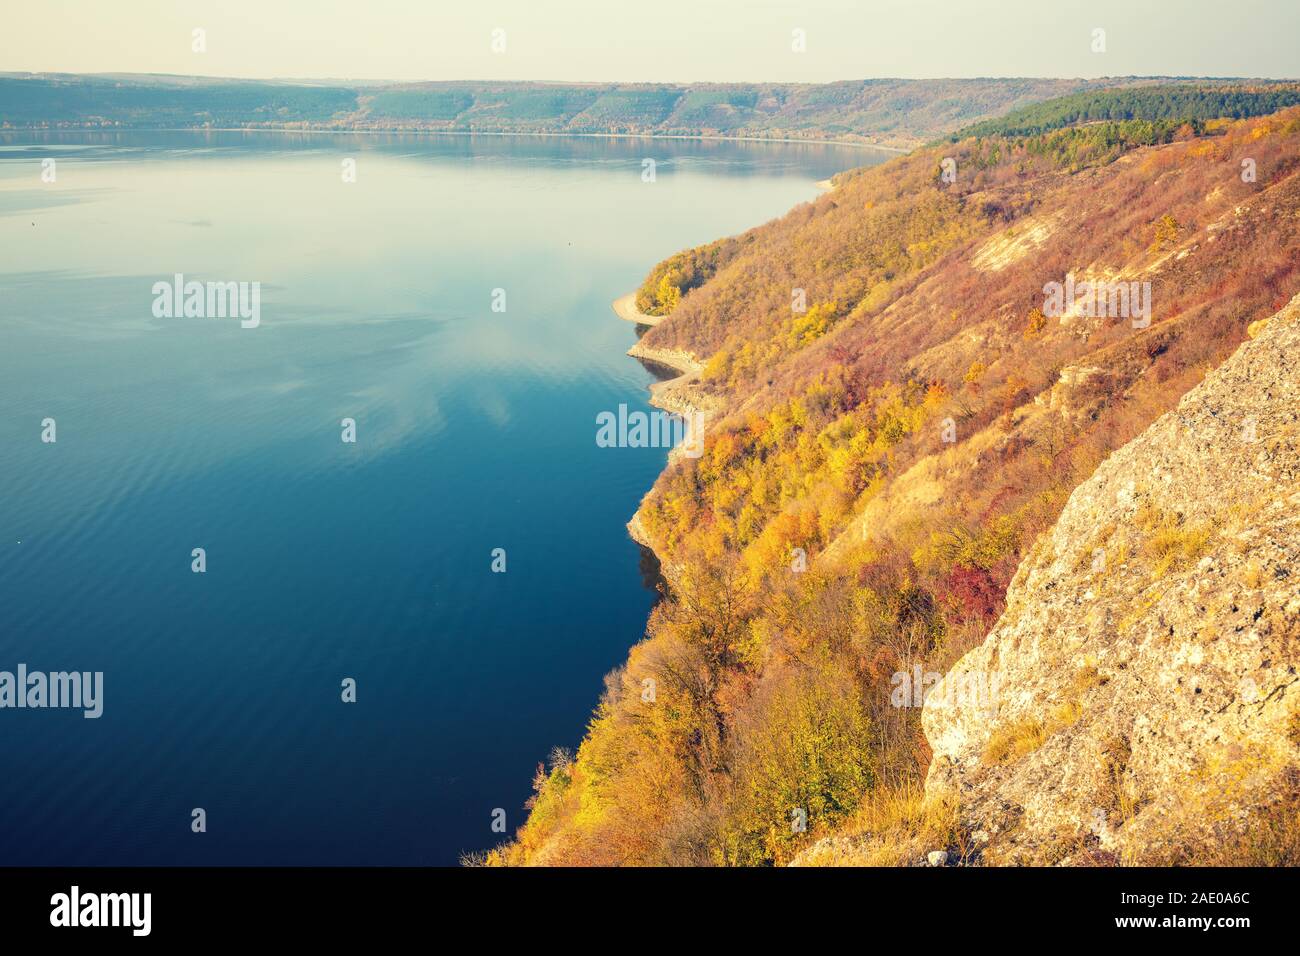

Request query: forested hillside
[
  {"left": 0, "top": 73, "right": 1225, "bottom": 148},
  {"left": 950, "top": 82, "right": 1300, "bottom": 139},
  {"left": 490, "top": 93, "right": 1300, "bottom": 866}
]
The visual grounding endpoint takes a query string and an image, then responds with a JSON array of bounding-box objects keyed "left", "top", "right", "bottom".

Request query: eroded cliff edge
[{"left": 922, "top": 292, "right": 1300, "bottom": 865}]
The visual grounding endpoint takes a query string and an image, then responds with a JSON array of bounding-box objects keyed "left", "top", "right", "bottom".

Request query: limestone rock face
[{"left": 922, "top": 293, "right": 1300, "bottom": 864}]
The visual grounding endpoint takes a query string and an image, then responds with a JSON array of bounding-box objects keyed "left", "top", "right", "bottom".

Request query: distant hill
[{"left": 0, "top": 73, "right": 1234, "bottom": 149}]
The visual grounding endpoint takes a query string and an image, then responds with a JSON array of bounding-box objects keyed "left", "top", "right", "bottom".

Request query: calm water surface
[{"left": 0, "top": 130, "right": 883, "bottom": 864}]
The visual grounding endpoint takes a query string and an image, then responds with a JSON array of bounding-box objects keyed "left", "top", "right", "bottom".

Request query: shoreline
[
  {"left": 614, "top": 170, "right": 847, "bottom": 557},
  {"left": 627, "top": 339, "right": 704, "bottom": 384},
  {"left": 617, "top": 302, "right": 707, "bottom": 559},
  {"left": 8, "top": 125, "right": 912, "bottom": 152},
  {"left": 612, "top": 292, "right": 663, "bottom": 327},
  {"left": 621, "top": 339, "right": 707, "bottom": 564},
  {"left": 613, "top": 167, "right": 840, "bottom": 331}
]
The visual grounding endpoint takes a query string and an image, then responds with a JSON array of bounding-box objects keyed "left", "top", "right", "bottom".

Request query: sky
[{"left": 2, "top": 0, "right": 1297, "bottom": 84}]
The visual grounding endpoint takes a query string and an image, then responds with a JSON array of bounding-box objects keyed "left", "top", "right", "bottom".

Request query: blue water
[{"left": 0, "top": 131, "right": 881, "bottom": 865}]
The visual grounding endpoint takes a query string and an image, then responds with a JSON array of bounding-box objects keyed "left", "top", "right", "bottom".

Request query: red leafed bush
[{"left": 943, "top": 563, "right": 1009, "bottom": 623}]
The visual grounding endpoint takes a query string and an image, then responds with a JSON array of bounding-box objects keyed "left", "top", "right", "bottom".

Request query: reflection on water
[{"left": 0, "top": 130, "right": 884, "bottom": 865}]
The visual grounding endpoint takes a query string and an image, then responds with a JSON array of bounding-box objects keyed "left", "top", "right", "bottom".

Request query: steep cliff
[{"left": 923, "top": 293, "right": 1300, "bottom": 865}]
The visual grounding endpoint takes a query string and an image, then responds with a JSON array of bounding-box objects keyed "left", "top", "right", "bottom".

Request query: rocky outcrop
[
  {"left": 626, "top": 510, "right": 654, "bottom": 550},
  {"left": 625, "top": 339, "right": 714, "bottom": 418},
  {"left": 923, "top": 292, "right": 1300, "bottom": 865}
]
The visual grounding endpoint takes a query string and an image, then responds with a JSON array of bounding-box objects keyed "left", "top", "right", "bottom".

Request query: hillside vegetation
[
  {"left": 0, "top": 73, "right": 1234, "bottom": 149},
  {"left": 491, "top": 91, "right": 1300, "bottom": 866}
]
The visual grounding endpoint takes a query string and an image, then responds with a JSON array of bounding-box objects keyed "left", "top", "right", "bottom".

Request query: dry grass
[
  {"left": 983, "top": 716, "right": 1048, "bottom": 765},
  {"left": 1098, "top": 736, "right": 1138, "bottom": 828},
  {"left": 807, "top": 781, "right": 968, "bottom": 866},
  {"left": 1171, "top": 767, "right": 1300, "bottom": 866},
  {"left": 1135, "top": 504, "right": 1212, "bottom": 575},
  {"left": 1067, "top": 663, "right": 1105, "bottom": 697},
  {"left": 983, "top": 689, "right": 1087, "bottom": 767}
]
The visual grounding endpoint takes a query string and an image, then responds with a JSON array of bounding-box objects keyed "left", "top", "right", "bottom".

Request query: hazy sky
[{"left": 3, "top": 0, "right": 1297, "bottom": 83}]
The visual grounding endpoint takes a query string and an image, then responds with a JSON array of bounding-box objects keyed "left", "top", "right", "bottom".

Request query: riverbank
[
  {"left": 613, "top": 167, "right": 855, "bottom": 560},
  {"left": 614, "top": 174, "right": 838, "bottom": 328},
  {"left": 626, "top": 339, "right": 710, "bottom": 414},
  {"left": 621, "top": 347, "right": 708, "bottom": 571},
  {"left": 613, "top": 293, "right": 710, "bottom": 412},
  {"left": 621, "top": 330, "right": 718, "bottom": 563},
  {"left": 40, "top": 125, "right": 912, "bottom": 152}
]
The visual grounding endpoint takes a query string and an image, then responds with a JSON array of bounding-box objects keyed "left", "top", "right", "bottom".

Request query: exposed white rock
[{"left": 923, "top": 292, "right": 1300, "bottom": 864}]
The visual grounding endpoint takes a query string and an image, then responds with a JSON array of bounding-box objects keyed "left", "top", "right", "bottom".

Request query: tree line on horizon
[{"left": 0, "top": 74, "right": 1197, "bottom": 147}]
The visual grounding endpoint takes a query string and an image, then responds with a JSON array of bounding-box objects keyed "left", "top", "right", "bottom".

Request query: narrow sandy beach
[{"left": 612, "top": 292, "right": 662, "bottom": 327}]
